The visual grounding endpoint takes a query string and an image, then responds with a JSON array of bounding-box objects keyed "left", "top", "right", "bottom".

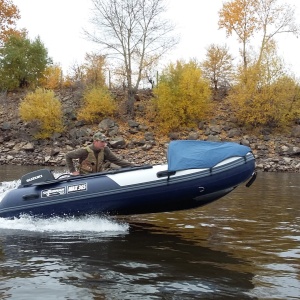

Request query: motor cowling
[{"left": 20, "top": 169, "right": 55, "bottom": 186}]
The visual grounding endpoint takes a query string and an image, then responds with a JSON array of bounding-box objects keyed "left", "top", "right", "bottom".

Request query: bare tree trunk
[{"left": 126, "top": 88, "right": 136, "bottom": 117}]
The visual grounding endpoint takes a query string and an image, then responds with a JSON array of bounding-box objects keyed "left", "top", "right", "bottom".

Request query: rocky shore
[{"left": 0, "top": 89, "right": 299, "bottom": 173}]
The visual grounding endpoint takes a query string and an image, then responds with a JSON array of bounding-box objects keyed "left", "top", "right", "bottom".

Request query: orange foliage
[
  {"left": 218, "top": 0, "right": 258, "bottom": 39},
  {"left": 39, "top": 65, "right": 63, "bottom": 89},
  {"left": 82, "top": 53, "right": 106, "bottom": 87},
  {"left": 0, "top": 0, "right": 21, "bottom": 44}
]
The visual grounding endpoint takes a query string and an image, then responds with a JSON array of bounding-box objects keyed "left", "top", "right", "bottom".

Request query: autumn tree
[
  {"left": 254, "top": 0, "right": 299, "bottom": 65},
  {"left": 68, "top": 61, "right": 85, "bottom": 83},
  {"left": 39, "top": 64, "right": 63, "bottom": 90},
  {"left": 218, "top": 0, "right": 299, "bottom": 70},
  {"left": 152, "top": 60, "right": 211, "bottom": 133},
  {"left": 0, "top": 0, "right": 20, "bottom": 45},
  {"left": 201, "top": 44, "right": 234, "bottom": 100},
  {"left": 0, "top": 33, "right": 51, "bottom": 90},
  {"left": 81, "top": 53, "right": 106, "bottom": 87},
  {"left": 219, "top": 0, "right": 257, "bottom": 70},
  {"left": 85, "top": 0, "right": 178, "bottom": 117},
  {"left": 228, "top": 42, "right": 300, "bottom": 128},
  {"left": 142, "top": 56, "right": 159, "bottom": 88}
]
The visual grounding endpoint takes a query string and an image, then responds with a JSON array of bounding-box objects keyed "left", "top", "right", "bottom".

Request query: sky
[{"left": 12, "top": 0, "right": 300, "bottom": 77}]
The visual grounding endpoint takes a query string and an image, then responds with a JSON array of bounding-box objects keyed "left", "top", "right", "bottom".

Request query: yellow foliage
[
  {"left": 39, "top": 65, "right": 62, "bottom": 89},
  {"left": 152, "top": 60, "right": 212, "bottom": 133},
  {"left": 77, "top": 86, "right": 117, "bottom": 123},
  {"left": 228, "top": 65, "right": 300, "bottom": 128},
  {"left": 19, "top": 88, "right": 64, "bottom": 139},
  {"left": 218, "top": 0, "right": 258, "bottom": 40}
]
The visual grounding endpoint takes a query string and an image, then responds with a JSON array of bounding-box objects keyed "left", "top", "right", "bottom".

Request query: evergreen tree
[{"left": 0, "top": 33, "right": 52, "bottom": 90}]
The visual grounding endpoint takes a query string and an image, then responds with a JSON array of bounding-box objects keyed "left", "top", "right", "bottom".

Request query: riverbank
[{"left": 0, "top": 88, "right": 299, "bottom": 172}]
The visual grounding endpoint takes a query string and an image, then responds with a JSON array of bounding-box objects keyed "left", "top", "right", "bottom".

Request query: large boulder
[
  {"left": 291, "top": 125, "right": 300, "bottom": 138},
  {"left": 98, "top": 118, "right": 118, "bottom": 131},
  {"left": 109, "top": 136, "right": 127, "bottom": 149}
]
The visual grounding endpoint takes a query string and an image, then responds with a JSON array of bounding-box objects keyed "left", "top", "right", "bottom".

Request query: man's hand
[{"left": 71, "top": 171, "right": 80, "bottom": 176}]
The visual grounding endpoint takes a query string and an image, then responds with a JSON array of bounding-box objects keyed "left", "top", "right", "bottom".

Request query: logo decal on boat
[
  {"left": 26, "top": 174, "right": 43, "bottom": 182},
  {"left": 41, "top": 187, "right": 66, "bottom": 198},
  {"left": 67, "top": 183, "right": 87, "bottom": 193}
]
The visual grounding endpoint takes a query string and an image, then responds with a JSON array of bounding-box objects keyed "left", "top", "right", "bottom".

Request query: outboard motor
[{"left": 20, "top": 169, "right": 55, "bottom": 186}]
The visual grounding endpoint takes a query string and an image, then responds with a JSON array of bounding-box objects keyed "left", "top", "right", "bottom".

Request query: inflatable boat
[{"left": 0, "top": 140, "right": 256, "bottom": 219}]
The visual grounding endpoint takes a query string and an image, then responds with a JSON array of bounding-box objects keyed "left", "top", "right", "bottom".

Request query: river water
[{"left": 0, "top": 165, "right": 299, "bottom": 300}]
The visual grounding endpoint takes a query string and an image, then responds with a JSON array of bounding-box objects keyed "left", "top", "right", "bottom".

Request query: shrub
[
  {"left": 19, "top": 88, "right": 64, "bottom": 139},
  {"left": 77, "top": 86, "right": 117, "bottom": 123},
  {"left": 152, "top": 60, "right": 212, "bottom": 132},
  {"left": 228, "top": 65, "right": 300, "bottom": 128}
]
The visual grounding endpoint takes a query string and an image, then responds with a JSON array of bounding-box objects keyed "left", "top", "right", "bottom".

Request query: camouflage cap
[{"left": 93, "top": 132, "right": 108, "bottom": 141}]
